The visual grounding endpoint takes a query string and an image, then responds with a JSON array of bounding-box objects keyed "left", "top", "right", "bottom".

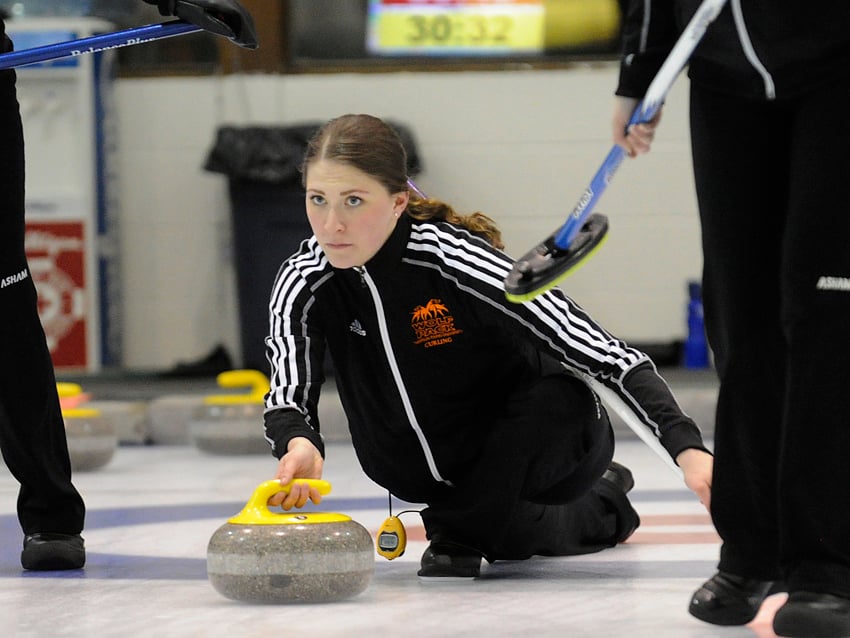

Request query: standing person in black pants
[
  {"left": 0, "top": 0, "right": 255, "bottom": 573},
  {"left": 613, "top": 1, "right": 850, "bottom": 636},
  {"left": 0, "top": 16, "right": 86, "bottom": 571},
  {"left": 0, "top": 0, "right": 253, "bottom": 572}
]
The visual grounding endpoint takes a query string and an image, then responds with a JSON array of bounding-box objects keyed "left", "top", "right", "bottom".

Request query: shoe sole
[
  {"left": 417, "top": 574, "right": 479, "bottom": 582},
  {"left": 688, "top": 601, "right": 760, "bottom": 626},
  {"left": 774, "top": 604, "right": 850, "bottom": 637},
  {"left": 21, "top": 545, "right": 85, "bottom": 571},
  {"left": 417, "top": 565, "right": 481, "bottom": 579}
]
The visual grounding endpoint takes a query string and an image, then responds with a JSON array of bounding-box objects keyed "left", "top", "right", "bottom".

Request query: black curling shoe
[
  {"left": 418, "top": 542, "right": 482, "bottom": 578},
  {"left": 21, "top": 533, "right": 86, "bottom": 571},
  {"left": 689, "top": 571, "right": 774, "bottom": 625},
  {"left": 601, "top": 461, "right": 635, "bottom": 494},
  {"left": 773, "top": 591, "right": 850, "bottom": 637},
  {"left": 599, "top": 461, "right": 640, "bottom": 543}
]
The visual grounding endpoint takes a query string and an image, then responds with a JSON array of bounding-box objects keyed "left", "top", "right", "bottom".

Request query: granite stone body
[
  {"left": 207, "top": 514, "right": 375, "bottom": 603},
  {"left": 146, "top": 394, "right": 204, "bottom": 444},
  {"left": 189, "top": 403, "right": 268, "bottom": 455},
  {"left": 64, "top": 411, "right": 117, "bottom": 471}
]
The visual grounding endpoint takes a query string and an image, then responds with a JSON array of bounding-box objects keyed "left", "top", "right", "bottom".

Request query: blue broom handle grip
[{"left": 0, "top": 20, "right": 201, "bottom": 70}]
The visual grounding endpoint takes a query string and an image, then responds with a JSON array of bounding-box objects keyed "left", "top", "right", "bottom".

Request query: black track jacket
[
  {"left": 264, "top": 216, "right": 706, "bottom": 500},
  {"left": 617, "top": 0, "right": 850, "bottom": 101}
]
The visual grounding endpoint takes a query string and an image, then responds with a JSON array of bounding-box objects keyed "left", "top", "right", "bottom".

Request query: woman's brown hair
[{"left": 301, "top": 114, "right": 504, "bottom": 249}]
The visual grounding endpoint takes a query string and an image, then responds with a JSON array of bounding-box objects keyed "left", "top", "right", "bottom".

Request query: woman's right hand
[
  {"left": 268, "top": 437, "right": 325, "bottom": 510},
  {"left": 613, "top": 96, "right": 663, "bottom": 158},
  {"left": 676, "top": 447, "right": 713, "bottom": 512}
]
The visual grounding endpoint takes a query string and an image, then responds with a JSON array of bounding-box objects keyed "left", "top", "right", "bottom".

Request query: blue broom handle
[
  {"left": 552, "top": 0, "right": 729, "bottom": 250},
  {"left": 552, "top": 106, "right": 649, "bottom": 250},
  {"left": 0, "top": 20, "right": 201, "bottom": 70}
]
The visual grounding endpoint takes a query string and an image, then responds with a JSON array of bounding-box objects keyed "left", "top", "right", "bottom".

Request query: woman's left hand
[
  {"left": 613, "top": 96, "right": 663, "bottom": 158},
  {"left": 675, "top": 447, "right": 713, "bottom": 512}
]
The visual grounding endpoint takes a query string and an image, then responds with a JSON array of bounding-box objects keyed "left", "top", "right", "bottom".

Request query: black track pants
[
  {"left": 0, "top": 24, "right": 86, "bottom": 537},
  {"left": 420, "top": 372, "right": 639, "bottom": 561},
  {"left": 690, "top": 79, "right": 850, "bottom": 597}
]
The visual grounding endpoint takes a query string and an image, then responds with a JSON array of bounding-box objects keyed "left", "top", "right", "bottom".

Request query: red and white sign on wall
[{"left": 25, "top": 220, "right": 89, "bottom": 369}]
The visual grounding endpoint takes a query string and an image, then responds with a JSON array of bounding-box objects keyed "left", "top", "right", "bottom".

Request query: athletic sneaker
[{"left": 21, "top": 533, "right": 86, "bottom": 571}]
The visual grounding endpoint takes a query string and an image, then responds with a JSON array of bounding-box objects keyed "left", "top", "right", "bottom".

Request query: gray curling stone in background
[
  {"left": 190, "top": 369, "right": 270, "bottom": 455},
  {"left": 88, "top": 399, "right": 151, "bottom": 444},
  {"left": 146, "top": 394, "right": 205, "bottom": 445},
  {"left": 207, "top": 479, "right": 375, "bottom": 604},
  {"left": 58, "top": 383, "right": 118, "bottom": 472}
]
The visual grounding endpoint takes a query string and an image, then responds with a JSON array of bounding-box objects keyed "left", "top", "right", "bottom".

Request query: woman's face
[{"left": 305, "top": 159, "right": 408, "bottom": 269}]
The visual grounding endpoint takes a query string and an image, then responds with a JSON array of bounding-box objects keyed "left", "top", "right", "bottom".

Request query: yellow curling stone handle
[
  {"left": 56, "top": 382, "right": 100, "bottom": 418},
  {"left": 204, "top": 369, "right": 269, "bottom": 405},
  {"left": 57, "top": 382, "right": 84, "bottom": 399},
  {"left": 228, "top": 479, "right": 348, "bottom": 525}
]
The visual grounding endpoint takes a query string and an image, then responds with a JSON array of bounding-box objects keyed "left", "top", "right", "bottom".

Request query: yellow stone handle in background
[
  {"left": 227, "top": 479, "right": 342, "bottom": 525},
  {"left": 203, "top": 369, "right": 269, "bottom": 405},
  {"left": 56, "top": 382, "right": 100, "bottom": 418},
  {"left": 57, "top": 382, "right": 84, "bottom": 399}
]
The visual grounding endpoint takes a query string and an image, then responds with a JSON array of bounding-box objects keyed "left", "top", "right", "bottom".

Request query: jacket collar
[{"left": 362, "top": 213, "right": 411, "bottom": 274}]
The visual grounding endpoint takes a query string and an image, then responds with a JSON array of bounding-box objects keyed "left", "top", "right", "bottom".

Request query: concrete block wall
[{"left": 114, "top": 63, "right": 700, "bottom": 370}]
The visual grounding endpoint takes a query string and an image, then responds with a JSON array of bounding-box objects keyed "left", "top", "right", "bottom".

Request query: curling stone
[
  {"left": 88, "top": 400, "right": 150, "bottom": 444},
  {"left": 207, "top": 479, "right": 374, "bottom": 604},
  {"left": 58, "top": 383, "right": 118, "bottom": 472},
  {"left": 146, "top": 394, "right": 206, "bottom": 445},
  {"left": 189, "top": 369, "right": 269, "bottom": 455}
]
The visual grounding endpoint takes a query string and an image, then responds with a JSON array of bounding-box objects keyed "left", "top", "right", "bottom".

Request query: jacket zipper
[
  {"left": 357, "top": 266, "right": 452, "bottom": 486},
  {"left": 354, "top": 265, "right": 367, "bottom": 287}
]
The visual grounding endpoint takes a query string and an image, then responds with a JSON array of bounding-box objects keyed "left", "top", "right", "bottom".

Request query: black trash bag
[
  {"left": 203, "top": 121, "right": 422, "bottom": 184},
  {"left": 203, "top": 124, "right": 318, "bottom": 184}
]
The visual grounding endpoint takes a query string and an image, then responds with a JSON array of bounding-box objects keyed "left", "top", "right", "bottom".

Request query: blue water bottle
[{"left": 684, "top": 281, "right": 709, "bottom": 368}]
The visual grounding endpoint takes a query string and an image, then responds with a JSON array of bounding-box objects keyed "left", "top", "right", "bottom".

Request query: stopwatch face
[{"left": 378, "top": 532, "right": 399, "bottom": 550}]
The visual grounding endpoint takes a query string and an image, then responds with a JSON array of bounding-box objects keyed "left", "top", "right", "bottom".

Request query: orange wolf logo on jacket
[{"left": 411, "top": 299, "right": 463, "bottom": 348}]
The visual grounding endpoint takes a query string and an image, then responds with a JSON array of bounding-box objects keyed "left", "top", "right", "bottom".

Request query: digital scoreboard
[{"left": 367, "top": 0, "right": 547, "bottom": 56}]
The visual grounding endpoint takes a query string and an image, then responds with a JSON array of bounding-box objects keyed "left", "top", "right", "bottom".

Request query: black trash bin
[{"left": 204, "top": 122, "right": 422, "bottom": 374}]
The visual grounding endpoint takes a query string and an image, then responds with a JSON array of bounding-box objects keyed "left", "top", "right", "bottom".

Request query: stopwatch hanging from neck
[{"left": 376, "top": 492, "right": 416, "bottom": 560}]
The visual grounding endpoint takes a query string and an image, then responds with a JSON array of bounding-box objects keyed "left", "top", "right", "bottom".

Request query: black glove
[{"left": 142, "top": 0, "right": 257, "bottom": 49}]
